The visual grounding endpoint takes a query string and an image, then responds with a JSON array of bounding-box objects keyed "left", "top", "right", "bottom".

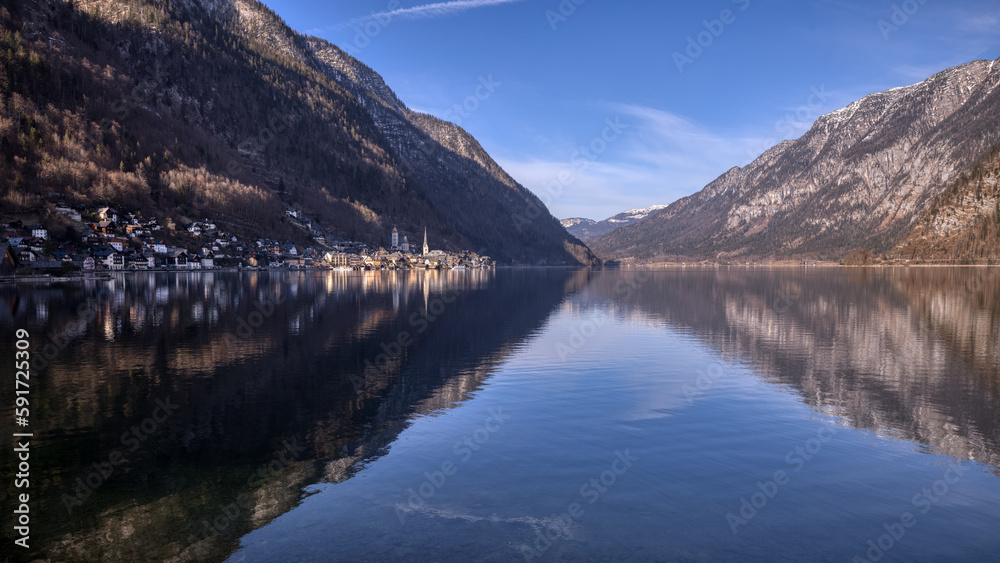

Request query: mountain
[
  {"left": 593, "top": 58, "right": 1000, "bottom": 263},
  {"left": 560, "top": 217, "right": 597, "bottom": 231},
  {"left": 0, "top": 0, "right": 596, "bottom": 265},
  {"left": 561, "top": 205, "right": 667, "bottom": 241}
]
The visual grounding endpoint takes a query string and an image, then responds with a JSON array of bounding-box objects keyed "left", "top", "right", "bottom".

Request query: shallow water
[{"left": 2, "top": 268, "right": 999, "bottom": 562}]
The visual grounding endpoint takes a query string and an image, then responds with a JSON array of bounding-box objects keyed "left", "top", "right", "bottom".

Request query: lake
[{"left": 2, "top": 268, "right": 1000, "bottom": 562}]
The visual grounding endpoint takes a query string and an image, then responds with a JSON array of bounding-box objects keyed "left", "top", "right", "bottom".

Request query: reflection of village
[
  {"left": 0, "top": 205, "right": 493, "bottom": 275},
  {"left": 2, "top": 266, "right": 498, "bottom": 332},
  {"left": 0, "top": 265, "right": 520, "bottom": 562}
]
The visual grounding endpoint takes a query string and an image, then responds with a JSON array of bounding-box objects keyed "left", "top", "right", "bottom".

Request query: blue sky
[{"left": 265, "top": 0, "right": 1000, "bottom": 221}]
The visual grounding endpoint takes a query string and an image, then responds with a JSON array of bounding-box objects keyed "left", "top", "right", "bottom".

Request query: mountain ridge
[
  {"left": 592, "top": 58, "right": 1000, "bottom": 263},
  {"left": 0, "top": 0, "right": 596, "bottom": 265}
]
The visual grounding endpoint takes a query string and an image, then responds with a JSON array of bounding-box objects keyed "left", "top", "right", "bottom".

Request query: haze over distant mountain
[
  {"left": 0, "top": 0, "right": 596, "bottom": 265},
  {"left": 561, "top": 205, "right": 667, "bottom": 242},
  {"left": 593, "top": 58, "right": 1000, "bottom": 263}
]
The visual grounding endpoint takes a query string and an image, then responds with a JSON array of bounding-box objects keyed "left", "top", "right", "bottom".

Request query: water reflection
[
  {"left": 590, "top": 267, "right": 1000, "bottom": 470},
  {"left": 0, "top": 269, "right": 585, "bottom": 562}
]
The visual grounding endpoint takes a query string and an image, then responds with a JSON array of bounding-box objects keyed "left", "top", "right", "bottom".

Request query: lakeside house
[{"left": 27, "top": 224, "right": 48, "bottom": 239}]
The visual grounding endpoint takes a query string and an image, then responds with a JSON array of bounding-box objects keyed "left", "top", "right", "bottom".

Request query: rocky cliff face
[
  {"left": 593, "top": 58, "right": 1000, "bottom": 262},
  {"left": 890, "top": 144, "right": 1000, "bottom": 262}
]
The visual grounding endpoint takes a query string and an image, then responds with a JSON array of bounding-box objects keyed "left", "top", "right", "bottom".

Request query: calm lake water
[{"left": 2, "top": 268, "right": 1000, "bottom": 562}]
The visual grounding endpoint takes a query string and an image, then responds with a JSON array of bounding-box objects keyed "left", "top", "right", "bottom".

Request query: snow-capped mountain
[{"left": 561, "top": 205, "right": 668, "bottom": 241}]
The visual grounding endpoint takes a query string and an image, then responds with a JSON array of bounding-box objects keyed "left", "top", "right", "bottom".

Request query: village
[{"left": 0, "top": 204, "right": 494, "bottom": 276}]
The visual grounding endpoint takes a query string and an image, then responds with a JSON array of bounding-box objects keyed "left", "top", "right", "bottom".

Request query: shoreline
[
  {"left": 0, "top": 266, "right": 500, "bottom": 283},
  {"left": 622, "top": 262, "right": 998, "bottom": 268},
  {"left": 4, "top": 262, "right": 996, "bottom": 284}
]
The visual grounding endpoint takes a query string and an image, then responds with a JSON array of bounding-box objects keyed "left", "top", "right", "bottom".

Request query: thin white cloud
[
  {"left": 963, "top": 14, "right": 997, "bottom": 32},
  {"left": 357, "top": 0, "right": 526, "bottom": 23},
  {"left": 496, "top": 104, "right": 773, "bottom": 220}
]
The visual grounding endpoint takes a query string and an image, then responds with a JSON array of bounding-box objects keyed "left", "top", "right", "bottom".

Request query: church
[
  {"left": 389, "top": 226, "right": 431, "bottom": 255},
  {"left": 390, "top": 226, "right": 412, "bottom": 253}
]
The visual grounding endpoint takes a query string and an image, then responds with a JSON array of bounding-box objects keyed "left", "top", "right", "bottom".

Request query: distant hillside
[
  {"left": 561, "top": 205, "right": 667, "bottom": 241},
  {"left": 593, "top": 58, "right": 1000, "bottom": 263},
  {"left": 0, "top": 0, "right": 596, "bottom": 265}
]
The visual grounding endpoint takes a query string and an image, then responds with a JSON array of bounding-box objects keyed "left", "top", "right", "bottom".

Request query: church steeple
[{"left": 422, "top": 227, "right": 429, "bottom": 256}]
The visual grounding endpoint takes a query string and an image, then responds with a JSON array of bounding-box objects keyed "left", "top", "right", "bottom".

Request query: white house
[
  {"left": 103, "top": 251, "right": 124, "bottom": 270},
  {"left": 28, "top": 225, "right": 48, "bottom": 239}
]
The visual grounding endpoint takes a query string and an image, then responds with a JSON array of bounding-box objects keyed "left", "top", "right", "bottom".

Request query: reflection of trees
[
  {"left": 593, "top": 267, "right": 1000, "bottom": 470},
  {"left": 0, "top": 269, "right": 581, "bottom": 562}
]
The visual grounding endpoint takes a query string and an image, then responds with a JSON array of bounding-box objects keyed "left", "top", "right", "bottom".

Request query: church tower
[
  {"left": 422, "top": 227, "right": 429, "bottom": 256},
  {"left": 391, "top": 226, "right": 399, "bottom": 250},
  {"left": 402, "top": 235, "right": 410, "bottom": 253}
]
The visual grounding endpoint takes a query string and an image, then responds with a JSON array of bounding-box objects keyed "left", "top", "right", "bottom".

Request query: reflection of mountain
[
  {"left": 594, "top": 268, "right": 1000, "bottom": 469},
  {"left": 0, "top": 269, "right": 583, "bottom": 562}
]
